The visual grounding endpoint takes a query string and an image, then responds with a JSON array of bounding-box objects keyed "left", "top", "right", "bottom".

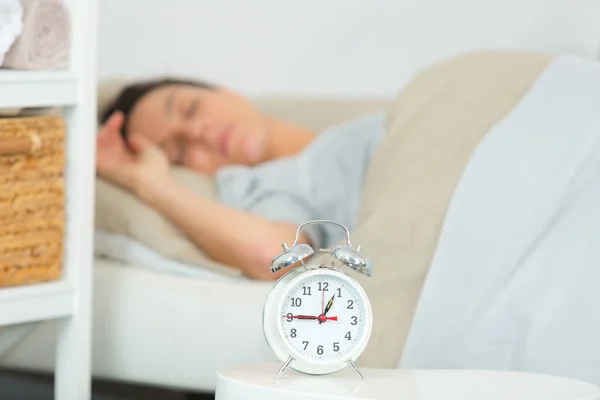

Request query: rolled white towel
[
  {"left": 2, "top": 0, "right": 70, "bottom": 70},
  {"left": 0, "top": 0, "right": 23, "bottom": 65}
]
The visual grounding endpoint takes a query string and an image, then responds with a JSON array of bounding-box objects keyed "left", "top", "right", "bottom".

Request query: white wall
[{"left": 97, "top": 0, "right": 600, "bottom": 97}]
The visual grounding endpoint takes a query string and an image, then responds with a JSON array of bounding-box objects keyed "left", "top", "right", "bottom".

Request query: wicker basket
[{"left": 0, "top": 116, "right": 66, "bottom": 288}]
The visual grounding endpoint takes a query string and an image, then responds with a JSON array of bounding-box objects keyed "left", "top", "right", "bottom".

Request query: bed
[{"left": 0, "top": 258, "right": 275, "bottom": 391}]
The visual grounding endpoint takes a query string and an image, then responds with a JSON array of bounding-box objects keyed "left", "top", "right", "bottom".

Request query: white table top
[{"left": 215, "top": 363, "right": 600, "bottom": 400}]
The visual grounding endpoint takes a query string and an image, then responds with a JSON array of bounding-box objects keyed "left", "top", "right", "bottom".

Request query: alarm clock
[{"left": 262, "top": 220, "right": 373, "bottom": 379}]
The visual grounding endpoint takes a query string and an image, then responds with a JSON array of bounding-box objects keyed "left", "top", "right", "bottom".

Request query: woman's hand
[{"left": 96, "top": 111, "right": 171, "bottom": 195}]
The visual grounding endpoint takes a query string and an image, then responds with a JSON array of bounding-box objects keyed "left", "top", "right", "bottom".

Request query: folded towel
[
  {"left": 0, "top": 0, "right": 22, "bottom": 65},
  {"left": 2, "top": 0, "right": 70, "bottom": 70}
]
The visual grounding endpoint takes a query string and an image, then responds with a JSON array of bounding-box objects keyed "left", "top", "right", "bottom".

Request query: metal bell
[
  {"left": 270, "top": 243, "right": 314, "bottom": 273},
  {"left": 331, "top": 245, "right": 373, "bottom": 276}
]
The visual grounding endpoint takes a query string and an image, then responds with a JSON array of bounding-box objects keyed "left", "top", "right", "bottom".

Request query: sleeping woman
[{"left": 96, "top": 78, "right": 385, "bottom": 280}]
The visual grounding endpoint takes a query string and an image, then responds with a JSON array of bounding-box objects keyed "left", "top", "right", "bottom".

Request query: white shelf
[
  {"left": 0, "top": 70, "right": 79, "bottom": 109},
  {"left": 0, "top": 281, "right": 74, "bottom": 326},
  {"left": 0, "top": 0, "right": 98, "bottom": 396}
]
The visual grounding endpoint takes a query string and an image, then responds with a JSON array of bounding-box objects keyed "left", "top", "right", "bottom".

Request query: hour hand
[{"left": 320, "top": 294, "right": 336, "bottom": 323}]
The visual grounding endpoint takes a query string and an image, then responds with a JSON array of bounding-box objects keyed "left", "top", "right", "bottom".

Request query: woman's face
[{"left": 126, "top": 84, "right": 269, "bottom": 174}]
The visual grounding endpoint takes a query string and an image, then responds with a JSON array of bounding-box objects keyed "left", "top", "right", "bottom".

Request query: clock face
[{"left": 277, "top": 272, "right": 369, "bottom": 363}]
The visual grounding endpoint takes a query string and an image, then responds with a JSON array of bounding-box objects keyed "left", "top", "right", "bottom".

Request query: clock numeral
[
  {"left": 345, "top": 331, "right": 352, "bottom": 341},
  {"left": 347, "top": 300, "right": 354, "bottom": 309},
  {"left": 351, "top": 316, "right": 357, "bottom": 325},
  {"left": 333, "top": 342, "right": 340, "bottom": 352},
  {"left": 336, "top": 288, "right": 342, "bottom": 297},
  {"left": 302, "top": 286, "right": 312, "bottom": 296},
  {"left": 291, "top": 297, "right": 302, "bottom": 307},
  {"left": 291, "top": 329, "right": 297, "bottom": 338},
  {"left": 317, "top": 345, "right": 324, "bottom": 355},
  {"left": 286, "top": 313, "right": 293, "bottom": 322},
  {"left": 302, "top": 341, "right": 309, "bottom": 350},
  {"left": 318, "top": 282, "right": 329, "bottom": 291}
]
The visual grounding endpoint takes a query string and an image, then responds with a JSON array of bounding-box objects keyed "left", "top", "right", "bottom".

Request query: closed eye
[{"left": 184, "top": 98, "right": 199, "bottom": 119}]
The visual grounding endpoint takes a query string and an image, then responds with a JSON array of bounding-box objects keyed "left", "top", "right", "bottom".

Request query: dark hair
[{"left": 99, "top": 77, "right": 215, "bottom": 142}]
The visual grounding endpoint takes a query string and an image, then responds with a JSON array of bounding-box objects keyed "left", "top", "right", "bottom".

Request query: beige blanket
[{"left": 351, "top": 50, "right": 554, "bottom": 368}]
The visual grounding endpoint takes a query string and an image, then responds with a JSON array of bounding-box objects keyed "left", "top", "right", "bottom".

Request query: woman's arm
[{"left": 137, "top": 177, "right": 309, "bottom": 280}]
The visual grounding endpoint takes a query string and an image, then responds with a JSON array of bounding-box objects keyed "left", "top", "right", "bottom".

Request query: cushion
[
  {"left": 253, "top": 96, "right": 392, "bottom": 133},
  {"left": 350, "top": 50, "right": 555, "bottom": 368},
  {"left": 97, "top": 77, "right": 131, "bottom": 120},
  {"left": 94, "top": 167, "right": 241, "bottom": 276}
]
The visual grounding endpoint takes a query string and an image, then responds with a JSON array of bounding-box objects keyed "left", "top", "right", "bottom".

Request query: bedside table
[{"left": 215, "top": 363, "right": 600, "bottom": 400}]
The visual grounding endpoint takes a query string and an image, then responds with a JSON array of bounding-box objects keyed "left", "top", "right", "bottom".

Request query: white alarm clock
[{"left": 262, "top": 220, "right": 373, "bottom": 379}]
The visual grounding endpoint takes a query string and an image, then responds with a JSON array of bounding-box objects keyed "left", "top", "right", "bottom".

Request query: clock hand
[
  {"left": 319, "top": 294, "right": 336, "bottom": 324},
  {"left": 283, "top": 315, "right": 318, "bottom": 320},
  {"left": 324, "top": 294, "right": 335, "bottom": 315}
]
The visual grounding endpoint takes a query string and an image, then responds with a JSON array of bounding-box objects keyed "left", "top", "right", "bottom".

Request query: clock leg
[
  {"left": 276, "top": 356, "right": 295, "bottom": 378},
  {"left": 347, "top": 360, "right": 364, "bottom": 380}
]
